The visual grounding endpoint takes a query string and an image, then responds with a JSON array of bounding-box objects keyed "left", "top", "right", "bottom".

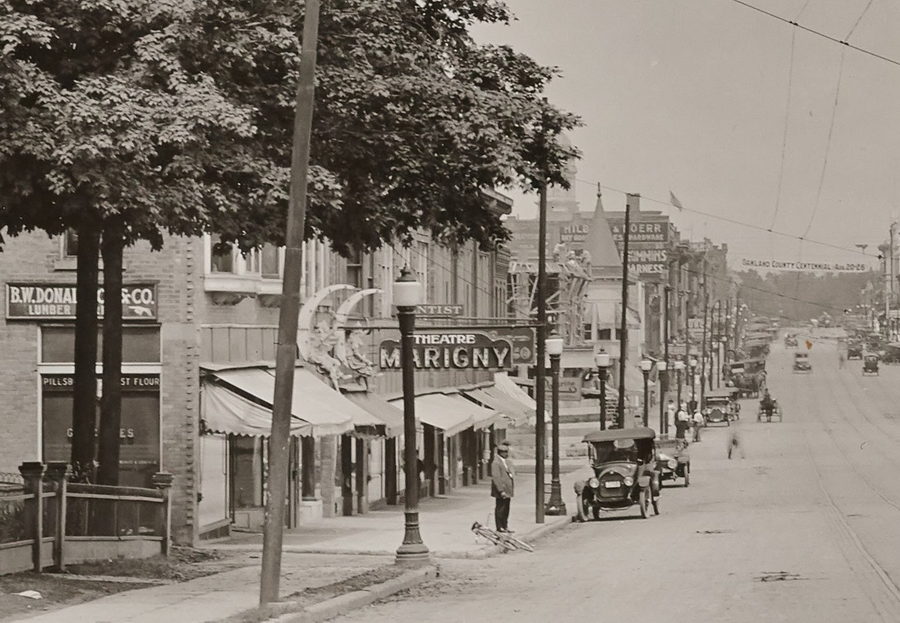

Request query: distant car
[
  {"left": 576, "top": 428, "right": 660, "bottom": 521},
  {"left": 847, "top": 343, "right": 863, "bottom": 360},
  {"left": 863, "top": 354, "right": 879, "bottom": 376},
  {"left": 793, "top": 352, "right": 811, "bottom": 373},
  {"left": 655, "top": 438, "right": 690, "bottom": 488},
  {"left": 703, "top": 391, "right": 734, "bottom": 426},
  {"left": 784, "top": 334, "right": 798, "bottom": 348}
]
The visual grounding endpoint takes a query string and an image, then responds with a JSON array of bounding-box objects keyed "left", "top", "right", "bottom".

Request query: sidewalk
[
  {"left": 210, "top": 469, "right": 585, "bottom": 558},
  {"left": 17, "top": 469, "right": 585, "bottom": 623}
]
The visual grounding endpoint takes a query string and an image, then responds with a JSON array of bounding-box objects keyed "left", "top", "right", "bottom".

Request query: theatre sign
[
  {"left": 379, "top": 327, "right": 536, "bottom": 370},
  {"left": 6, "top": 283, "right": 158, "bottom": 320}
]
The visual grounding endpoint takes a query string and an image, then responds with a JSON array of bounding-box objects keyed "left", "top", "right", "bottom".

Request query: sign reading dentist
[
  {"left": 6, "top": 282, "right": 158, "bottom": 320},
  {"left": 379, "top": 327, "right": 535, "bottom": 370}
]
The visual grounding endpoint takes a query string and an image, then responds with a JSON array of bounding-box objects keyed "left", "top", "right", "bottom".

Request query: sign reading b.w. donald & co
[
  {"left": 379, "top": 327, "right": 535, "bottom": 370},
  {"left": 6, "top": 283, "right": 158, "bottom": 320}
]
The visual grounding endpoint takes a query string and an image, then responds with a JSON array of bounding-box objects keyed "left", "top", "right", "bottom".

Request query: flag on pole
[
  {"left": 805, "top": 339, "right": 813, "bottom": 350},
  {"left": 669, "top": 191, "right": 684, "bottom": 212}
]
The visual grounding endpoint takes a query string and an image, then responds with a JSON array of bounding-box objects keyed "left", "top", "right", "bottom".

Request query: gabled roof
[{"left": 583, "top": 187, "right": 622, "bottom": 271}]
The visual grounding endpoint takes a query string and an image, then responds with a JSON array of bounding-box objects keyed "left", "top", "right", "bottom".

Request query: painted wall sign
[
  {"left": 739, "top": 258, "right": 869, "bottom": 273},
  {"left": 379, "top": 327, "right": 535, "bottom": 370},
  {"left": 7, "top": 283, "right": 158, "bottom": 320},
  {"left": 608, "top": 219, "right": 670, "bottom": 244}
]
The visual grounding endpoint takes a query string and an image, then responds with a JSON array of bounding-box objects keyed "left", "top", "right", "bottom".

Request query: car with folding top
[
  {"left": 793, "top": 351, "right": 811, "bottom": 373},
  {"left": 703, "top": 389, "right": 735, "bottom": 425},
  {"left": 575, "top": 427, "right": 660, "bottom": 521}
]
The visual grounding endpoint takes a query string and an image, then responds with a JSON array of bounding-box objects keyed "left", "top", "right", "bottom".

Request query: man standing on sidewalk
[{"left": 491, "top": 440, "right": 515, "bottom": 532}]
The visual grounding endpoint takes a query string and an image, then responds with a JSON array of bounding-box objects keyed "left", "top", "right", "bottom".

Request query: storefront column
[
  {"left": 355, "top": 438, "right": 368, "bottom": 514},
  {"left": 340, "top": 435, "right": 353, "bottom": 516},
  {"left": 437, "top": 433, "right": 446, "bottom": 495},
  {"left": 423, "top": 424, "right": 436, "bottom": 497},
  {"left": 321, "top": 435, "right": 337, "bottom": 518},
  {"left": 476, "top": 431, "right": 485, "bottom": 480},
  {"left": 301, "top": 436, "right": 316, "bottom": 501},
  {"left": 384, "top": 436, "right": 398, "bottom": 505}
]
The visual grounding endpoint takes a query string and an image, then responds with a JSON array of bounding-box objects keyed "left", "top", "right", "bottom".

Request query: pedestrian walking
[
  {"left": 727, "top": 424, "right": 744, "bottom": 459},
  {"left": 675, "top": 402, "right": 690, "bottom": 440},
  {"left": 490, "top": 440, "right": 515, "bottom": 532},
  {"left": 692, "top": 406, "right": 704, "bottom": 442},
  {"left": 666, "top": 399, "right": 676, "bottom": 434}
]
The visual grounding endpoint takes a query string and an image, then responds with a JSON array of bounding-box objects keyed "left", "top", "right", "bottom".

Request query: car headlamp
[
  {"left": 623, "top": 477, "right": 634, "bottom": 487},
  {"left": 667, "top": 459, "right": 677, "bottom": 469},
  {"left": 588, "top": 477, "right": 600, "bottom": 489}
]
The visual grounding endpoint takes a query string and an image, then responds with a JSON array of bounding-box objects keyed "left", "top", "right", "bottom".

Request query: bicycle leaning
[{"left": 471, "top": 521, "right": 534, "bottom": 553}]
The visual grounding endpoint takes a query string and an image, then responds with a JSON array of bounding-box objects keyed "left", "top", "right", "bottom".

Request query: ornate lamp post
[
  {"left": 640, "top": 359, "right": 652, "bottom": 427},
  {"left": 595, "top": 349, "right": 610, "bottom": 431},
  {"left": 674, "top": 360, "right": 684, "bottom": 412},
  {"left": 393, "top": 268, "right": 430, "bottom": 566},
  {"left": 545, "top": 333, "right": 566, "bottom": 516},
  {"left": 689, "top": 357, "right": 698, "bottom": 412},
  {"left": 657, "top": 361, "right": 667, "bottom": 437}
]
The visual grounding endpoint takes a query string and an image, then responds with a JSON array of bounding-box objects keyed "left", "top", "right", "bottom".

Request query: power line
[
  {"left": 801, "top": 48, "right": 846, "bottom": 239},
  {"left": 572, "top": 178, "right": 878, "bottom": 258},
  {"left": 726, "top": 0, "right": 900, "bottom": 69},
  {"left": 846, "top": 0, "right": 876, "bottom": 40},
  {"left": 770, "top": 26, "right": 798, "bottom": 231}
]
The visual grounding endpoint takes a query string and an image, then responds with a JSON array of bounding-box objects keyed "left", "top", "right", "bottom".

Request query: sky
[{"left": 473, "top": 0, "right": 900, "bottom": 269}]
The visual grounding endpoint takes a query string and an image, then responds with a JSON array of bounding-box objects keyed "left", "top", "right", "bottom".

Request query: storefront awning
[
  {"left": 493, "top": 372, "right": 544, "bottom": 424},
  {"left": 201, "top": 366, "right": 357, "bottom": 438},
  {"left": 202, "top": 379, "right": 311, "bottom": 437},
  {"left": 389, "top": 393, "right": 473, "bottom": 437},
  {"left": 445, "top": 393, "right": 505, "bottom": 430},
  {"left": 461, "top": 387, "right": 526, "bottom": 427},
  {"left": 343, "top": 391, "right": 404, "bottom": 438}
]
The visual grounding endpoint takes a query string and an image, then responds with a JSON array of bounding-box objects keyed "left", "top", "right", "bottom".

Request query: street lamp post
[
  {"left": 393, "top": 268, "right": 430, "bottom": 566},
  {"left": 595, "top": 350, "right": 610, "bottom": 431},
  {"left": 545, "top": 333, "right": 566, "bottom": 516},
  {"left": 641, "top": 359, "right": 652, "bottom": 427},
  {"left": 689, "top": 357, "right": 698, "bottom": 412},
  {"left": 657, "top": 361, "right": 667, "bottom": 437},
  {"left": 674, "top": 360, "right": 684, "bottom": 412}
]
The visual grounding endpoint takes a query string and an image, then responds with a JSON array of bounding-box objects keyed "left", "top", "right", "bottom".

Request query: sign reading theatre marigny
[
  {"left": 379, "top": 327, "right": 535, "bottom": 370},
  {"left": 6, "top": 283, "right": 158, "bottom": 320}
]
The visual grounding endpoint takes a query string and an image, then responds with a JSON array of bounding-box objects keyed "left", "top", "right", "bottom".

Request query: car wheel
[
  {"left": 652, "top": 492, "right": 660, "bottom": 516},
  {"left": 579, "top": 494, "right": 591, "bottom": 522},
  {"left": 684, "top": 467, "right": 691, "bottom": 488},
  {"left": 639, "top": 488, "right": 650, "bottom": 519},
  {"left": 592, "top": 506, "right": 601, "bottom": 521}
]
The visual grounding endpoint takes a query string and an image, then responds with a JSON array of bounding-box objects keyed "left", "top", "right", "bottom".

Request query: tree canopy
[{"left": 0, "top": 0, "right": 578, "bottom": 255}]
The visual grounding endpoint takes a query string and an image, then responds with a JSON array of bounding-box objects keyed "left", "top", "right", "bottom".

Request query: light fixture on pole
[
  {"left": 595, "top": 349, "right": 610, "bottom": 431},
  {"left": 545, "top": 333, "right": 566, "bottom": 516},
  {"left": 640, "top": 359, "right": 652, "bottom": 427},
  {"left": 657, "top": 361, "right": 667, "bottom": 437},
  {"left": 393, "top": 267, "right": 430, "bottom": 566}
]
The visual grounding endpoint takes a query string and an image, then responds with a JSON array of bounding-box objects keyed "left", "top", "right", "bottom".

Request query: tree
[{"left": 0, "top": 0, "right": 578, "bottom": 482}]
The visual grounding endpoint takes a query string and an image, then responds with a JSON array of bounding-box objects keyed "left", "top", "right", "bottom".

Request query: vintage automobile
[
  {"left": 793, "top": 352, "right": 812, "bottom": 373},
  {"left": 727, "top": 359, "right": 766, "bottom": 398},
  {"left": 575, "top": 428, "right": 660, "bottom": 521},
  {"left": 847, "top": 340, "right": 863, "bottom": 360},
  {"left": 655, "top": 438, "right": 690, "bottom": 487},
  {"left": 863, "top": 354, "right": 879, "bottom": 376},
  {"left": 703, "top": 390, "right": 735, "bottom": 425},
  {"left": 784, "top": 333, "right": 799, "bottom": 348},
  {"left": 758, "top": 398, "right": 782, "bottom": 422}
]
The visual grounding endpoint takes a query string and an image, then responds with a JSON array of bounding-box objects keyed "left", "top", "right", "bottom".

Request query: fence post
[
  {"left": 45, "top": 462, "right": 70, "bottom": 572},
  {"left": 152, "top": 472, "right": 174, "bottom": 556},
  {"left": 19, "top": 462, "right": 46, "bottom": 573}
]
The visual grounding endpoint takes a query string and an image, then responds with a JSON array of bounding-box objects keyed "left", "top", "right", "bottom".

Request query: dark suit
[{"left": 490, "top": 453, "right": 515, "bottom": 530}]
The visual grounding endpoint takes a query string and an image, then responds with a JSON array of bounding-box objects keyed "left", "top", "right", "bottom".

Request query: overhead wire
[
  {"left": 726, "top": 0, "right": 900, "bottom": 69},
  {"left": 571, "top": 178, "right": 878, "bottom": 258},
  {"left": 845, "top": 0, "right": 876, "bottom": 40},
  {"left": 769, "top": 26, "right": 798, "bottom": 231}
]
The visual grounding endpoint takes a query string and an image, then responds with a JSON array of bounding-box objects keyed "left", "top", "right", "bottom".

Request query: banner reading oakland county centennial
[{"left": 739, "top": 258, "right": 869, "bottom": 273}]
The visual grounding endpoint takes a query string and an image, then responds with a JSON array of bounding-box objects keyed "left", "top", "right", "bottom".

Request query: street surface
[{"left": 336, "top": 331, "right": 900, "bottom": 622}]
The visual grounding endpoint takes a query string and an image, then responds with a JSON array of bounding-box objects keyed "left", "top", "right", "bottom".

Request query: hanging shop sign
[
  {"left": 739, "top": 258, "right": 869, "bottom": 273},
  {"left": 379, "top": 327, "right": 536, "bottom": 370},
  {"left": 7, "top": 283, "right": 158, "bottom": 320}
]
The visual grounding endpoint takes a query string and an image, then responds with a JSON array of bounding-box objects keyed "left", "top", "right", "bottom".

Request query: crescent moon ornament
[
  {"left": 334, "top": 288, "right": 382, "bottom": 364},
  {"left": 297, "top": 284, "right": 357, "bottom": 360}
]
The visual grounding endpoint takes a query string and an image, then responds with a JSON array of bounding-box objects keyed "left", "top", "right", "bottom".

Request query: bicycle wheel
[
  {"left": 503, "top": 535, "right": 534, "bottom": 553},
  {"left": 473, "top": 527, "right": 503, "bottom": 547}
]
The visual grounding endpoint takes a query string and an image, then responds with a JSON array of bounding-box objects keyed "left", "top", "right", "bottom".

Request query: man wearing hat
[{"left": 491, "top": 440, "right": 516, "bottom": 532}]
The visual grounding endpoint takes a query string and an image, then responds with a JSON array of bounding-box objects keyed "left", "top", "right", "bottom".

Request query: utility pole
[
  {"left": 534, "top": 180, "right": 548, "bottom": 525},
  {"left": 260, "top": 0, "right": 321, "bottom": 605},
  {"left": 617, "top": 196, "right": 634, "bottom": 428},
  {"left": 700, "top": 281, "right": 709, "bottom": 410},
  {"left": 662, "top": 285, "right": 670, "bottom": 436}
]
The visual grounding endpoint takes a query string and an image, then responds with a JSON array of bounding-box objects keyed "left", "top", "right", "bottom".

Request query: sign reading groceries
[
  {"left": 7, "top": 283, "right": 158, "bottom": 320},
  {"left": 379, "top": 327, "right": 535, "bottom": 370}
]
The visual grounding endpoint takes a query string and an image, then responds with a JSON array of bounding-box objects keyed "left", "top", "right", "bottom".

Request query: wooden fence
[{"left": 0, "top": 462, "right": 172, "bottom": 576}]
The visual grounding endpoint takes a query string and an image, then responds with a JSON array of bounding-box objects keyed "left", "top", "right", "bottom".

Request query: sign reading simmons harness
[
  {"left": 7, "top": 283, "right": 158, "bottom": 320},
  {"left": 379, "top": 327, "right": 535, "bottom": 370}
]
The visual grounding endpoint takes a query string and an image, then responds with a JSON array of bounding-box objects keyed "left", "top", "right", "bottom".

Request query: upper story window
[
  {"left": 206, "top": 235, "right": 283, "bottom": 279},
  {"left": 63, "top": 229, "right": 79, "bottom": 257}
]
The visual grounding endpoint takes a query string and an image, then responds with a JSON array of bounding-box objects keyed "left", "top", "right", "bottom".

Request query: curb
[
  {"left": 269, "top": 565, "right": 438, "bottom": 623},
  {"left": 478, "top": 514, "right": 572, "bottom": 558}
]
